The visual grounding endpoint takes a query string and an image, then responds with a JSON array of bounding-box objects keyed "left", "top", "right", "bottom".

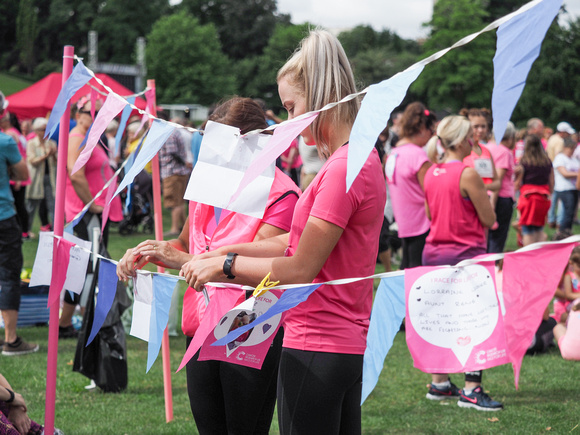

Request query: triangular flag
[
  {"left": 114, "top": 120, "right": 176, "bottom": 199},
  {"left": 491, "top": 0, "right": 562, "bottom": 143},
  {"left": 228, "top": 113, "right": 318, "bottom": 206},
  {"left": 100, "top": 174, "right": 118, "bottom": 237},
  {"left": 361, "top": 273, "right": 406, "bottom": 404},
  {"left": 503, "top": 241, "right": 574, "bottom": 388},
  {"left": 114, "top": 97, "right": 136, "bottom": 159},
  {"left": 89, "top": 87, "right": 98, "bottom": 120},
  {"left": 45, "top": 60, "right": 93, "bottom": 138},
  {"left": 177, "top": 288, "right": 242, "bottom": 372},
  {"left": 147, "top": 275, "right": 179, "bottom": 372},
  {"left": 48, "top": 238, "right": 74, "bottom": 308},
  {"left": 72, "top": 93, "right": 126, "bottom": 174},
  {"left": 130, "top": 273, "right": 153, "bottom": 341},
  {"left": 211, "top": 283, "right": 321, "bottom": 347},
  {"left": 347, "top": 66, "right": 424, "bottom": 191},
  {"left": 86, "top": 259, "right": 119, "bottom": 346}
]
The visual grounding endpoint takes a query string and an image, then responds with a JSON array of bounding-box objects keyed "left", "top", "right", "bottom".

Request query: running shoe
[
  {"left": 458, "top": 386, "right": 503, "bottom": 411},
  {"left": 2, "top": 336, "right": 39, "bottom": 356},
  {"left": 426, "top": 381, "right": 461, "bottom": 400}
]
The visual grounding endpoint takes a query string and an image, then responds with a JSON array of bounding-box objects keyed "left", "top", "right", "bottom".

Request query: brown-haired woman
[
  {"left": 514, "top": 134, "right": 554, "bottom": 245},
  {"left": 386, "top": 101, "right": 435, "bottom": 268},
  {"left": 117, "top": 97, "right": 300, "bottom": 434}
]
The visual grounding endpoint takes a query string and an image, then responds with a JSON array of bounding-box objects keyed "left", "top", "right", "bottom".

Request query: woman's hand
[
  {"left": 117, "top": 247, "right": 141, "bottom": 282},
  {"left": 180, "top": 256, "right": 226, "bottom": 291},
  {"left": 132, "top": 240, "right": 192, "bottom": 270},
  {"left": 8, "top": 401, "right": 31, "bottom": 435}
]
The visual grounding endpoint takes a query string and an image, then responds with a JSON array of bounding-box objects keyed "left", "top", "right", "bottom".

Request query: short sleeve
[
  {"left": 310, "top": 156, "right": 362, "bottom": 229},
  {"left": 262, "top": 191, "right": 299, "bottom": 232},
  {"left": 1, "top": 135, "right": 22, "bottom": 166}
]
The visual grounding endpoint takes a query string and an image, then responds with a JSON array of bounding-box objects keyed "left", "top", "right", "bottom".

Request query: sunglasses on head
[{"left": 79, "top": 109, "right": 98, "bottom": 116}]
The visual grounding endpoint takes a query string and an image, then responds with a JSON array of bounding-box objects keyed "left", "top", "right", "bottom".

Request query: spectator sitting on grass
[{"left": 553, "top": 299, "right": 580, "bottom": 361}]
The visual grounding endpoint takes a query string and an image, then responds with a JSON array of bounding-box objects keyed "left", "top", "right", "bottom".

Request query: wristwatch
[
  {"left": 5, "top": 388, "right": 15, "bottom": 403},
  {"left": 223, "top": 253, "right": 238, "bottom": 279}
]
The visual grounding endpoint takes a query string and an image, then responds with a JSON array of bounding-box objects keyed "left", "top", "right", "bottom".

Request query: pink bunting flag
[
  {"left": 100, "top": 176, "right": 118, "bottom": 237},
  {"left": 177, "top": 288, "right": 242, "bottom": 372},
  {"left": 135, "top": 88, "right": 155, "bottom": 137},
  {"left": 502, "top": 241, "right": 576, "bottom": 388},
  {"left": 72, "top": 94, "right": 126, "bottom": 174},
  {"left": 228, "top": 113, "right": 318, "bottom": 206},
  {"left": 90, "top": 87, "right": 98, "bottom": 120},
  {"left": 48, "top": 238, "right": 75, "bottom": 308}
]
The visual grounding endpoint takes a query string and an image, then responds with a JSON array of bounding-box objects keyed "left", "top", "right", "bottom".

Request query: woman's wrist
[{"left": 3, "top": 387, "right": 15, "bottom": 404}]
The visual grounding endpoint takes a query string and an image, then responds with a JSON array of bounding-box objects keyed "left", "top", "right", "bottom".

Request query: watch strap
[{"left": 223, "top": 252, "right": 238, "bottom": 279}]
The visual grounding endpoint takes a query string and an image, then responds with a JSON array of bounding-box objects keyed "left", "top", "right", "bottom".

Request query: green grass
[
  {"left": 6, "top": 210, "right": 579, "bottom": 434},
  {"left": 0, "top": 72, "right": 33, "bottom": 96}
]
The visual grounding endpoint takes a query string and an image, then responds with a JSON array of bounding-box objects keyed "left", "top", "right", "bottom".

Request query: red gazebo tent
[{"left": 6, "top": 72, "right": 147, "bottom": 120}]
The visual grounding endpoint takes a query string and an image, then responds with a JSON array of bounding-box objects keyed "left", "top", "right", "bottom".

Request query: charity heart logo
[{"left": 456, "top": 336, "right": 471, "bottom": 346}]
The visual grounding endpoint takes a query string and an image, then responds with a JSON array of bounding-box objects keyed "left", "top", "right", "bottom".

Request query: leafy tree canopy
[
  {"left": 146, "top": 11, "right": 236, "bottom": 105},
  {"left": 411, "top": 0, "right": 495, "bottom": 112}
]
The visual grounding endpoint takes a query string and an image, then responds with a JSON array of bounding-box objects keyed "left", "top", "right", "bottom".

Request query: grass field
[
  {"left": 0, "top": 72, "right": 33, "bottom": 96},
  {"left": 4, "top": 212, "right": 580, "bottom": 434}
]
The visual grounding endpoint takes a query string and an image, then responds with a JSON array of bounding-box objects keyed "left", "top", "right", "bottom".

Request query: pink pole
[
  {"left": 147, "top": 79, "right": 174, "bottom": 422},
  {"left": 44, "top": 45, "right": 74, "bottom": 434}
]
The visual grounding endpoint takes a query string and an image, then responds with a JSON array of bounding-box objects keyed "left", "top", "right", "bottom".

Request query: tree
[
  {"left": 338, "top": 25, "right": 421, "bottom": 88},
  {"left": 512, "top": 17, "right": 580, "bottom": 129},
  {"left": 180, "top": 0, "right": 289, "bottom": 60},
  {"left": 146, "top": 11, "right": 236, "bottom": 105},
  {"left": 411, "top": 0, "right": 496, "bottom": 112},
  {"left": 236, "top": 22, "right": 310, "bottom": 110},
  {"left": 16, "top": 0, "right": 39, "bottom": 74},
  {"left": 91, "top": 0, "right": 170, "bottom": 63}
]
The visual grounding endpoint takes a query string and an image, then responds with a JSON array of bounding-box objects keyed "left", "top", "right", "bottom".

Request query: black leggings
[
  {"left": 400, "top": 230, "right": 428, "bottom": 269},
  {"left": 10, "top": 185, "right": 29, "bottom": 234},
  {"left": 277, "top": 348, "right": 363, "bottom": 435},
  {"left": 185, "top": 328, "right": 282, "bottom": 435}
]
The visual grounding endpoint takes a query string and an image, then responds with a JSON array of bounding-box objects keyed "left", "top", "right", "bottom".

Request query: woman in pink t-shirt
[
  {"left": 423, "top": 116, "right": 502, "bottom": 411},
  {"left": 180, "top": 31, "right": 385, "bottom": 434},
  {"left": 118, "top": 98, "right": 300, "bottom": 434},
  {"left": 386, "top": 102, "right": 435, "bottom": 268}
]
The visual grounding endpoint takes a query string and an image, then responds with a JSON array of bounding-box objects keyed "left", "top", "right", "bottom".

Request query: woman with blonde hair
[
  {"left": 179, "top": 30, "right": 386, "bottom": 434},
  {"left": 422, "top": 115, "right": 502, "bottom": 411}
]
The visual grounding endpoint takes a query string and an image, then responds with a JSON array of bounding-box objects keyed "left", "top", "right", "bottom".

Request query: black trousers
[
  {"left": 185, "top": 328, "right": 282, "bottom": 435},
  {"left": 277, "top": 348, "right": 363, "bottom": 435}
]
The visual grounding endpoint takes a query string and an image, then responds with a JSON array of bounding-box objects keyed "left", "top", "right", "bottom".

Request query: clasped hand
[{"left": 180, "top": 254, "right": 225, "bottom": 291}]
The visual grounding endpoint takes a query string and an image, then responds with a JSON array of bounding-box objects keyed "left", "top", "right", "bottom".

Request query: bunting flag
[
  {"left": 90, "top": 87, "right": 98, "bottom": 120},
  {"left": 405, "top": 263, "right": 510, "bottom": 373},
  {"left": 198, "top": 290, "right": 283, "bottom": 369},
  {"left": 72, "top": 93, "right": 126, "bottom": 174},
  {"left": 347, "top": 66, "right": 424, "bottom": 191},
  {"left": 130, "top": 273, "right": 153, "bottom": 341},
  {"left": 491, "top": 0, "right": 562, "bottom": 143},
  {"left": 147, "top": 275, "right": 179, "bottom": 372},
  {"left": 48, "top": 238, "right": 75, "bottom": 308},
  {"left": 100, "top": 174, "right": 119, "bottom": 237},
  {"left": 135, "top": 88, "right": 155, "bottom": 137},
  {"left": 228, "top": 112, "right": 318, "bottom": 207},
  {"left": 86, "top": 259, "right": 119, "bottom": 346},
  {"left": 212, "top": 283, "right": 321, "bottom": 347},
  {"left": 114, "top": 97, "right": 136, "bottom": 158},
  {"left": 183, "top": 121, "right": 275, "bottom": 219},
  {"left": 502, "top": 241, "right": 575, "bottom": 388},
  {"left": 114, "top": 119, "right": 176, "bottom": 199},
  {"left": 45, "top": 60, "right": 93, "bottom": 139},
  {"left": 177, "top": 288, "right": 243, "bottom": 372},
  {"left": 361, "top": 273, "right": 406, "bottom": 404}
]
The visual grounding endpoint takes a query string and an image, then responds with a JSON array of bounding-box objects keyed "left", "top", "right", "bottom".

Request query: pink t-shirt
[
  {"left": 65, "top": 141, "right": 123, "bottom": 222},
  {"left": 284, "top": 145, "right": 386, "bottom": 354},
  {"left": 487, "top": 142, "right": 515, "bottom": 199},
  {"left": 386, "top": 143, "right": 430, "bottom": 238},
  {"left": 423, "top": 161, "right": 486, "bottom": 266},
  {"left": 463, "top": 144, "right": 494, "bottom": 185},
  {"left": 554, "top": 271, "right": 580, "bottom": 322},
  {"left": 558, "top": 310, "right": 580, "bottom": 360}
]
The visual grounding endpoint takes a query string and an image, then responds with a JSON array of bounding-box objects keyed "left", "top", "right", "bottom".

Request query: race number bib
[{"left": 473, "top": 158, "right": 493, "bottom": 179}]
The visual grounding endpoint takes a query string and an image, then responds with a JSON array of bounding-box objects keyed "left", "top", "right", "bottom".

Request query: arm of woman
[
  {"left": 513, "top": 165, "right": 524, "bottom": 191},
  {"left": 67, "top": 134, "right": 103, "bottom": 214},
  {"left": 549, "top": 168, "right": 555, "bottom": 193},
  {"left": 424, "top": 201, "right": 431, "bottom": 221},
  {"left": 557, "top": 166, "right": 578, "bottom": 179},
  {"left": 484, "top": 158, "right": 501, "bottom": 192},
  {"left": 181, "top": 216, "right": 343, "bottom": 291},
  {"left": 26, "top": 141, "right": 45, "bottom": 167},
  {"left": 416, "top": 161, "right": 432, "bottom": 190},
  {"left": 117, "top": 222, "right": 191, "bottom": 281},
  {"left": 460, "top": 167, "right": 496, "bottom": 228},
  {"left": 564, "top": 275, "right": 578, "bottom": 301}
]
